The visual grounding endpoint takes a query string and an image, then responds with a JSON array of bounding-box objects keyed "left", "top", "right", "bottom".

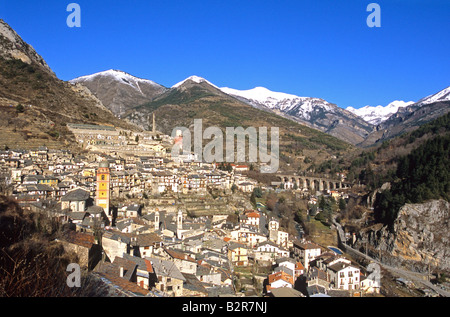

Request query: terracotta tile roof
[
  {"left": 245, "top": 211, "right": 260, "bottom": 218},
  {"left": 133, "top": 233, "right": 163, "bottom": 246},
  {"left": 61, "top": 230, "right": 95, "bottom": 248},
  {"left": 164, "top": 248, "right": 196, "bottom": 263},
  {"left": 96, "top": 271, "right": 149, "bottom": 297},
  {"left": 268, "top": 271, "right": 294, "bottom": 285},
  {"left": 296, "top": 262, "right": 305, "bottom": 271},
  {"left": 145, "top": 259, "right": 154, "bottom": 273}
]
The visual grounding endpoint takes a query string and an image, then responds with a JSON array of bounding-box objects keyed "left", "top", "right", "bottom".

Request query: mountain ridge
[
  {"left": 70, "top": 69, "right": 168, "bottom": 117},
  {"left": 347, "top": 100, "right": 415, "bottom": 125},
  {"left": 69, "top": 69, "right": 450, "bottom": 148},
  {"left": 0, "top": 20, "right": 137, "bottom": 151},
  {"left": 123, "top": 75, "right": 354, "bottom": 172}
]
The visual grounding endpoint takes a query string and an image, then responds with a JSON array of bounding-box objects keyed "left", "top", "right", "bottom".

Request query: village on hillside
[{"left": 0, "top": 122, "right": 382, "bottom": 298}]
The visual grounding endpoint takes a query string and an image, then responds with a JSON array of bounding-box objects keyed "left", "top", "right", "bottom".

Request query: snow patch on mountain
[
  {"left": 71, "top": 69, "right": 162, "bottom": 94},
  {"left": 220, "top": 86, "right": 335, "bottom": 118},
  {"left": 172, "top": 76, "right": 218, "bottom": 89},
  {"left": 416, "top": 86, "right": 450, "bottom": 106},
  {"left": 72, "top": 69, "right": 160, "bottom": 84},
  {"left": 220, "top": 86, "right": 300, "bottom": 107},
  {"left": 347, "top": 100, "right": 414, "bottom": 125}
]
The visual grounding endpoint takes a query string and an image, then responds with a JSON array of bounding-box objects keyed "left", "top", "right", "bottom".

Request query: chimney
[
  {"left": 155, "top": 211, "right": 160, "bottom": 231},
  {"left": 119, "top": 266, "right": 124, "bottom": 277}
]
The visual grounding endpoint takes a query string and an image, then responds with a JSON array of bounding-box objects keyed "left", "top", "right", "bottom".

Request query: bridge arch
[{"left": 276, "top": 174, "right": 351, "bottom": 191}]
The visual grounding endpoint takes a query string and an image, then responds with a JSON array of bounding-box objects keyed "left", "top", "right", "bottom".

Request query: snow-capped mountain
[
  {"left": 359, "top": 87, "right": 450, "bottom": 147},
  {"left": 172, "top": 76, "right": 218, "bottom": 89},
  {"left": 70, "top": 70, "right": 167, "bottom": 116},
  {"left": 72, "top": 69, "right": 163, "bottom": 93},
  {"left": 220, "top": 86, "right": 339, "bottom": 118},
  {"left": 416, "top": 86, "right": 450, "bottom": 106},
  {"left": 347, "top": 86, "right": 450, "bottom": 125},
  {"left": 221, "top": 86, "right": 304, "bottom": 109},
  {"left": 346, "top": 100, "right": 415, "bottom": 125},
  {"left": 220, "top": 86, "right": 374, "bottom": 144},
  {"left": 70, "top": 68, "right": 449, "bottom": 146},
  {"left": 221, "top": 86, "right": 338, "bottom": 123}
]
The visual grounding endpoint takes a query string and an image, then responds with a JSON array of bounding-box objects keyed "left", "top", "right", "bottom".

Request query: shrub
[{"left": 15, "top": 104, "right": 25, "bottom": 113}]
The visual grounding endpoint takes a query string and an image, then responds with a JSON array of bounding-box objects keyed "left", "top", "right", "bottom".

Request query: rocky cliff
[
  {"left": 0, "top": 19, "right": 139, "bottom": 150},
  {"left": 0, "top": 19, "right": 54, "bottom": 76},
  {"left": 357, "top": 199, "right": 449, "bottom": 273}
]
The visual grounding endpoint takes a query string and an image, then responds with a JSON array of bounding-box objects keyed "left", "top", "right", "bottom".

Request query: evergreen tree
[
  {"left": 339, "top": 198, "right": 346, "bottom": 211},
  {"left": 374, "top": 134, "right": 450, "bottom": 230}
]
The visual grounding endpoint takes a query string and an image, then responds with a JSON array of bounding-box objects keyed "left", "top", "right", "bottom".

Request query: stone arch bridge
[{"left": 276, "top": 173, "right": 351, "bottom": 191}]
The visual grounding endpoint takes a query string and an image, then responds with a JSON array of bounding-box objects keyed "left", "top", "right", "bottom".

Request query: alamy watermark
[
  {"left": 65, "top": 3, "right": 381, "bottom": 29},
  {"left": 367, "top": 262, "right": 381, "bottom": 285},
  {"left": 171, "top": 119, "right": 279, "bottom": 173},
  {"left": 66, "top": 3, "right": 81, "bottom": 28},
  {"left": 366, "top": 3, "right": 381, "bottom": 28},
  {"left": 66, "top": 263, "right": 81, "bottom": 287}
]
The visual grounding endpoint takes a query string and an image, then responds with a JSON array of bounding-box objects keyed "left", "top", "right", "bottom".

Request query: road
[{"left": 331, "top": 217, "right": 450, "bottom": 297}]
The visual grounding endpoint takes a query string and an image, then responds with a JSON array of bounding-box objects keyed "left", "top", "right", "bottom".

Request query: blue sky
[{"left": 1, "top": 0, "right": 449, "bottom": 109}]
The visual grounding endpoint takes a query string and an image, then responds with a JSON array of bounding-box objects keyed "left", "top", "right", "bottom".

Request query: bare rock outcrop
[
  {"left": 357, "top": 199, "right": 449, "bottom": 273},
  {"left": 0, "top": 19, "right": 55, "bottom": 76}
]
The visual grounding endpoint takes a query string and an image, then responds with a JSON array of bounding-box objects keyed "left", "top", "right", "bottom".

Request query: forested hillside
[{"left": 373, "top": 134, "right": 449, "bottom": 229}]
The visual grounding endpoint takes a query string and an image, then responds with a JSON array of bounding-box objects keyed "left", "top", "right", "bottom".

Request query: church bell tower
[{"left": 96, "top": 161, "right": 111, "bottom": 219}]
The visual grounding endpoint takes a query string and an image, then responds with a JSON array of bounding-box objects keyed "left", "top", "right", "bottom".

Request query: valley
[{"left": 0, "top": 15, "right": 449, "bottom": 299}]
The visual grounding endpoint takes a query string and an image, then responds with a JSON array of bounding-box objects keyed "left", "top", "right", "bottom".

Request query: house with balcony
[
  {"left": 327, "top": 262, "right": 360, "bottom": 291},
  {"left": 228, "top": 242, "right": 249, "bottom": 267},
  {"left": 293, "top": 240, "right": 322, "bottom": 271},
  {"left": 254, "top": 241, "right": 290, "bottom": 263}
]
